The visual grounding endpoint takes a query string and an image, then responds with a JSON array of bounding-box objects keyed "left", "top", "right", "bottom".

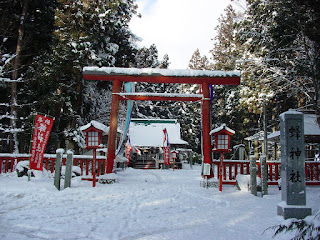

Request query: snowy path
[{"left": 0, "top": 166, "right": 319, "bottom": 240}]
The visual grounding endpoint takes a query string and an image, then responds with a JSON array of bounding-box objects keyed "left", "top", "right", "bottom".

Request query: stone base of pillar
[
  {"left": 200, "top": 178, "right": 218, "bottom": 188},
  {"left": 277, "top": 201, "right": 312, "bottom": 219}
]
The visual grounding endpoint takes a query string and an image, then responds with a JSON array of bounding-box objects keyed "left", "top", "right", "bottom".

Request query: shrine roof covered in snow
[
  {"left": 129, "top": 119, "right": 188, "bottom": 147},
  {"left": 82, "top": 67, "right": 241, "bottom": 85},
  {"left": 268, "top": 114, "right": 320, "bottom": 143},
  {"left": 209, "top": 123, "right": 235, "bottom": 135},
  {"left": 79, "top": 120, "right": 121, "bottom": 134}
]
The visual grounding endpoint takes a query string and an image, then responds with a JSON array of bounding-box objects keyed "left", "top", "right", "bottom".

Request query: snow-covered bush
[
  {"left": 16, "top": 161, "right": 30, "bottom": 177},
  {"left": 15, "top": 160, "right": 49, "bottom": 178},
  {"left": 268, "top": 211, "right": 320, "bottom": 240},
  {"left": 60, "top": 166, "right": 81, "bottom": 178},
  {"left": 64, "top": 128, "right": 86, "bottom": 149},
  {"left": 236, "top": 174, "right": 261, "bottom": 191},
  {"left": 16, "top": 160, "right": 81, "bottom": 179},
  {"left": 191, "top": 152, "right": 202, "bottom": 164}
]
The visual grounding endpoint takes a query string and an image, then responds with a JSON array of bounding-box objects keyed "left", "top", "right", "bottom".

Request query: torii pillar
[
  {"left": 201, "top": 81, "right": 213, "bottom": 177},
  {"left": 106, "top": 79, "right": 121, "bottom": 174},
  {"left": 83, "top": 67, "right": 240, "bottom": 177}
]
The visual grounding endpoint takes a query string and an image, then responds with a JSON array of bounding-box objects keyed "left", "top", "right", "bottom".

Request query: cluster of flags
[{"left": 163, "top": 128, "right": 170, "bottom": 165}]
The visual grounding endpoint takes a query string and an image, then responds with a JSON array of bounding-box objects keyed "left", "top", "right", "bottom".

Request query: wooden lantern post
[
  {"left": 171, "top": 150, "right": 178, "bottom": 171},
  {"left": 82, "top": 125, "right": 102, "bottom": 187},
  {"left": 210, "top": 124, "right": 235, "bottom": 191}
]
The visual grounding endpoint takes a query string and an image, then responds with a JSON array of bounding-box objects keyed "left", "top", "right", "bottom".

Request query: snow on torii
[
  {"left": 82, "top": 67, "right": 240, "bottom": 178},
  {"left": 83, "top": 66, "right": 240, "bottom": 84}
]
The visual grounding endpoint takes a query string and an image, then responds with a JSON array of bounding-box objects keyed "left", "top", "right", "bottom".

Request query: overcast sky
[{"left": 130, "top": 0, "right": 234, "bottom": 69}]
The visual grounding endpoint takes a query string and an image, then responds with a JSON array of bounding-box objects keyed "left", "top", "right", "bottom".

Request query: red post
[
  {"left": 10, "top": 158, "right": 15, "bottom": 171},
  {"left": 315, "top": 163, "right": 319, "bottom": 181},
  {"left": 269, "top": 164, "right": 273, "bottom": 181},
  {"left": 275, "top": 163, "right": 279, "bottom": 181},
  {"left": 86, "top": 160, "right": 89, "bottom": 175},
  {"left": 80, "top": 160, "right": 83, "bottom": 175},
  {"left": 106, "top": 79, "right": 122, "bottom": 174},
  {"left": 92, "top": 149, "right": 96, "bottom": 187},
  {"left": 201, "top": 82, "right": 213, "bottom": 178},
  {"left": 219, "top": 153, "right": 224, "bottom": 191},
  {"left": 50, "top": 159, "right": 55, "bottom": 173},
  {"left": 97, "top": 160, "right": 101, "bottom": 176},
  {"left": 5, "top": 158, "right": 9, "bottom": 173}
]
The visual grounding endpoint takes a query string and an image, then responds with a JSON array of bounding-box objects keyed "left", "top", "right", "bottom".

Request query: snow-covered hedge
[
  {"left": 15, "top": 160, "right": 81, "bottom": 178},
  {"left": 16, "top": 160, "right": 49, "bottom": 178},
  {"left": 236, "top": 174, "right": 261, "bottom": 191}
]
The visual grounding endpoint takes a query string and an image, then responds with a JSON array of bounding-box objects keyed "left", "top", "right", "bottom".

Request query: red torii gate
[{"left": 82, "top": 67, "right": 240, "bottom": 178}]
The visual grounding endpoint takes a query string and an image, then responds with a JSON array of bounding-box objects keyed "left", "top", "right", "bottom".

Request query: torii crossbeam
[{"left": 83, "top": 67, "right": 240, "bottom": 178}]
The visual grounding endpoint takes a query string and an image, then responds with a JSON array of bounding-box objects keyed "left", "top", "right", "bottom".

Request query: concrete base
[
  {"left": 277, "top": 202, "right": 312, "bottom": 219},
  {"left": 200, "top": 178, "right": 219, "bottom": 188}
]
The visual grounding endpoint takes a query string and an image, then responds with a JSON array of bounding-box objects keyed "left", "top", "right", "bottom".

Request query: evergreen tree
[
  {"left": 0, "top": 0, "right": 57, "bottom": 152},
  {"left": 17, "top": 0, "right": 138, "bottom": 152},
  {"left": 133, "top": 44, "right": 174, "bottom": 119},
  {"left": 131, "top": 44, "right": 203, "bottom": 150},
  {"left": 189, "top": 48, "right": 210, "bottom": 70},
  {"left": 135, "top": 44, "right": 160, "bottom": 68},
  {"left": 240, "top": 0, "right": 320, "bottom": 120},
  {"left": 184, "top": 49, "right": 210, "bottom": 152},
  {"left": 159, "top": 54, "right": 170, "bottom": 69},
  {"left": 209, "top": 4, "right": 250, "bottom": 149},
  {"left": 187, "top": 4, "right": 266, "bottom": 151}
]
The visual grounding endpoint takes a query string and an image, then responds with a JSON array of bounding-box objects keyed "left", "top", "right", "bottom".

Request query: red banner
[
  {"left": 29, "top": 115, "right": 54, "bottom": 170},
  {"left": 164, "top": 146, "right": 170, "bottom": 165},
  {"left": 125, "top": 145, "right": 132, "bottom": 164}
]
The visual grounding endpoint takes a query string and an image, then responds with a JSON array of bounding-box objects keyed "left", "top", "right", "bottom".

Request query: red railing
[
  {"left": 212, "top": 160, "right": 320, "bottom": 186},
  {"left": 1, "top": 154, "right": 319, "bottom": 185},
  {"left": 0, "top": 153, "right": 108, "bottom": 176}
]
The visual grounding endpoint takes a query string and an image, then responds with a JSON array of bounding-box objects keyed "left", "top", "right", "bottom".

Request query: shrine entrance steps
[{"left": 134, "top": 159, "right": 157, "bottom": 169}]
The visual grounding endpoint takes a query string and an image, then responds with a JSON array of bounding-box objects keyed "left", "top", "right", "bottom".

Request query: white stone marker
[
  {"left": 64, "top": 150, "right": 73, "bottom": 189},
  {"left": 54, "top": 149, "right": 64, "bottom": 191}
]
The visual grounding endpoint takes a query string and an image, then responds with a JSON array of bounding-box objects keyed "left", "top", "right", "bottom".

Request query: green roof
[{"left": 131, "top": 119, "right": 177, "bottom": 125}]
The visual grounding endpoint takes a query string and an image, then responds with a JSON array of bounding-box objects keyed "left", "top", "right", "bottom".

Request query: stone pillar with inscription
[{"left": 277, "top": 111, "right": 312, "bottom": 219}]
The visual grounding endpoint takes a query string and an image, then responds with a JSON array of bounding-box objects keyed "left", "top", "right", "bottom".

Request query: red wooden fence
[
  {"left": 1, "top": 154, "right": 319, "bottom": 185},
  {"left": 0, "top": 154, "right": 108, "bottom": 177},
  {"left": 212, "top": 160, "right": 320, "bottom": 186}
]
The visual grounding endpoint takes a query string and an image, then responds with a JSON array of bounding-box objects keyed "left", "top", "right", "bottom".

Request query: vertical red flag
[
  {"left": 29, "top": 114, "right": 54, "bottom": 170},
  {"left": 163, "top": 128, "right": 170, "bottom": 165},
  {"left": 163, "top": 128, "right": 169, "bottom": 147},
  {"left": 125, "top": 144, "right": 132, "bottom": 164},
  {"left": 163, "top": 147, "right": 170, "bottom": 165}
]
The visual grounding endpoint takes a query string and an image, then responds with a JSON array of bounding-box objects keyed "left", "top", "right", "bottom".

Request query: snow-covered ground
[{"left": 1, "top": 165, "right": 319, "bottom": 240}]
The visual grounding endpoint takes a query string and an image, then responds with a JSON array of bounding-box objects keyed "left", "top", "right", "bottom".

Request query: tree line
[
  {"left": 189, "top": 0, "right": 320, "bottom": 154},
  {"left": 1, "top": 0, "right": 319, "bottom": 155}
]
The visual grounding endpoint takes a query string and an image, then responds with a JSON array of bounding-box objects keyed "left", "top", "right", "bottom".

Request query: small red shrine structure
[
  {"left": 211, "top": 124, "right": 235, "bottom": 153},
  {"left": 81, "top": 121, "right": 105, "bottom": 187},
  {"left": 83, "top": 67, "right": 240, "bottom": 179},
  {"left": 210, "top": 124, "right": 235, "bottom": 191}
]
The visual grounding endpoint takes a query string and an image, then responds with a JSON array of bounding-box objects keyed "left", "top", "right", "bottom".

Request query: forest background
[{"left": 0, "top": 0, "right": 319, "bottom": 155}]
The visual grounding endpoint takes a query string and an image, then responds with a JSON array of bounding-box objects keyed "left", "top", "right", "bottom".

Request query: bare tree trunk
[{"left": 10, "top": 0, "right": 30, "bottom": 153}]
